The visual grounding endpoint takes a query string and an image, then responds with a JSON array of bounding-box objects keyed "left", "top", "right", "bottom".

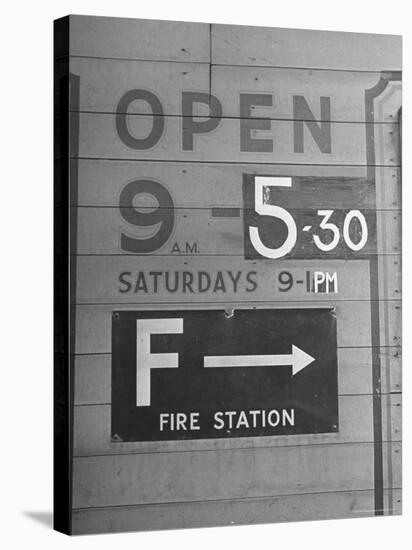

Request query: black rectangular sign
[
  {"left": 112, "top": 308, "right": 338, "bottom": 442},
  {"left": 243, "top": 175, "right": 376, "bottom": 260}
]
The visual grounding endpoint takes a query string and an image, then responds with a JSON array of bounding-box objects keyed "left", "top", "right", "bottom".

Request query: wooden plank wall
[{"left": 58, "top": 15, "right": 402, "bottom": 534}]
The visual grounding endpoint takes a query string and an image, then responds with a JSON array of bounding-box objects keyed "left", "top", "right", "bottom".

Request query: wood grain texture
[
  {"left": 211, "top": 25, "right": 401, "bottom": 71},
  {"left": 72, "top": 441, "right": 400, "bottom": 508},
  {"left": 210, "top": 67, "right": 399, "bottom": 123},
  {"left": 73, "top": 394, "right": 400, "bottom": 457},
  {"left": 60, "top": 16, "right": 402, "bottom": 73},
  {"left": 61, "top": 58, "right": 209, "bottom": 115},
  {"left": 71, "top": 113, "right": 398, "bottom": 166},
  {"left": 72, "top": 160, "right": 400, "bottom": 209},
  {"left": 66, "top": 15, "right": 210, "bottom": 62},
  {"left": 382, "top": 393, "right": 402, "bottom": 441},
  {"left": 71, "top": 488, "right": 401, "bottom": 534},
  {"left": 378, "top": 298, "right": 401, "bottom": 348},
  {"left": 60, "top": 57, "right": 396, "bottom": 123},
  {"left": 377, "top": 211, "right": 401, "bottom": 254}
]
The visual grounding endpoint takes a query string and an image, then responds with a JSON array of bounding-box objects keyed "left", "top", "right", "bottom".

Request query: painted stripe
[
  {"left": 364, "top": 70, "right": 401, "bottom": 515},
  {"left": 204, "top": 354, "right": 292, "bottom": 367}
]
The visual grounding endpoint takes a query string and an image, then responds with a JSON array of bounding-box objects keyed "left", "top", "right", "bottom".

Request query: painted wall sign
[
  {"left": 54, "top": 15, "right": 401, "bottom": 535},
  {"left": 112, "top": 309, "right": 338, "bottom": 441},
  {"left": 243, "top": 175, "right": 375, "bottom": 259}
]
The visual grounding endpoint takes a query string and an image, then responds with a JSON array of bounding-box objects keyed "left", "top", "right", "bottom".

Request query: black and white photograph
[{"left": 1, "top": 1, "right": 408, "bottom": 548}]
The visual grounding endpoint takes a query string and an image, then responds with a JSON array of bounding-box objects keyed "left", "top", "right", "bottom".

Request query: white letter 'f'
[{"left": 136, "top": 319, "right": 183, "bottom": 407}]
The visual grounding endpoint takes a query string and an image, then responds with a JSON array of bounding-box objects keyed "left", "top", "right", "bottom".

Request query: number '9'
[
  {"left": 119, "top": 180, "right": 175, "bottom": 253},
  {"left": 278, "top": 271, "right": 294, "bottom": 292}
]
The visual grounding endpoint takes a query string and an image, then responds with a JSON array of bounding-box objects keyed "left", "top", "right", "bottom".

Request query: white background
[{"left": 0, "top": 0, "right": 408, "bottom": 548}]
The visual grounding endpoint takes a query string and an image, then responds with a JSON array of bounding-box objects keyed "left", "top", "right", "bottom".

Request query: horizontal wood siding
[
  {"left": 72, "top": 300, "right": 402, "bottom": 355},
  {"left": 211, "top": 25, "right": 401, "bottom": 71},
  {"left": 71, "top": 161, "right": 400, "bottom": 208},
  {"left": 56, "top": 57, "right": 400, "bottom": 123},
  {"left": 73, "top": 394, "right": 401, "bottom": 457},
  {"left": 74, "top": 346, "right": 401, "bottom": 406},
  {"left": 74, "top": 257, "right": 400, "bottom": 304},
  {"left": 72, "top": 488, "right": 401, "bottom": 534},
  {"left": 72, "top": 441, "right": 401, "bottom": 508},
  {"left": 67, "top": 114, "right": 398, "bottom": 166},
  {"left": 67, "top": 16, "right": 210, "bottom": 62},
  {"left": 62, "top": 15, "right": 402, "bottom": 533},
  {"left": 73, "top": 209, "right": 400, "bottom": 256}
]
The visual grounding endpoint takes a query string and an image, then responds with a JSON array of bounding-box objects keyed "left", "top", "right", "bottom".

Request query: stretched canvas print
[{"left": 54, "top": 15, "right": 402, "bottom": 535}]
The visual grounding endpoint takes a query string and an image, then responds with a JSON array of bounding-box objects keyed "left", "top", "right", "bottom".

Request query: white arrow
[{"left": 204, "top": 345, "right": 315, "bottom": 376}]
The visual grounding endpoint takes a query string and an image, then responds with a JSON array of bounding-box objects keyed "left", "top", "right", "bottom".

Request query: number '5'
[{"left": 249, "top": 176, "right": 297, "bottom": 259}]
